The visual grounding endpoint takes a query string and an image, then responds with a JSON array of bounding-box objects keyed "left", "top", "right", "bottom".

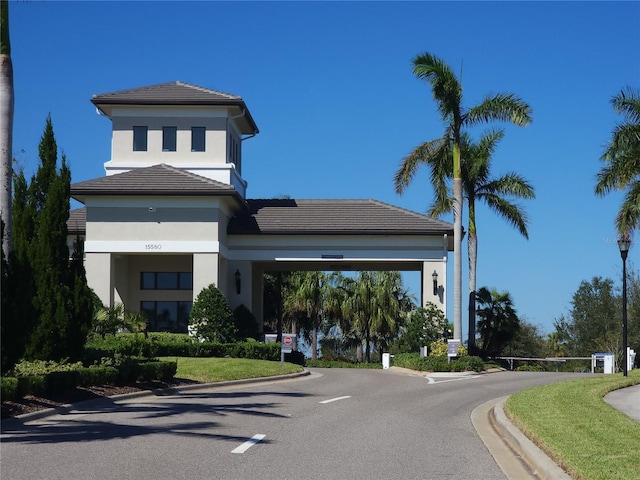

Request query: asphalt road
[{"left": 0, "top": 369, "right": 588, "bottom": 480}]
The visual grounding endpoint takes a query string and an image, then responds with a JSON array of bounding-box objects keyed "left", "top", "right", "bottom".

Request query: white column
[
  {"left": 423, "top": 261, "right": 446, "bottom": 315},
  {"left": 86, "top": 252, "right": 114, "bottom": 307},
  {"left": 192, "top": 253, "right": 219, "bottom": 301}
]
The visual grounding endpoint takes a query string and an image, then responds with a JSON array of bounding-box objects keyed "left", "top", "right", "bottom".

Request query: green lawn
[
  {"left": 506, "top": 370, "right": 640, "bottom": 480},
  {"left": 159, "top": 357, "right": 304, "bottom": 384}
]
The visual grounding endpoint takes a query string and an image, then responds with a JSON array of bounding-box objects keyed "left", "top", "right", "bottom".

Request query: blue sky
[{"left": 8, "top": 1, "right": 640, "bottom": 336}]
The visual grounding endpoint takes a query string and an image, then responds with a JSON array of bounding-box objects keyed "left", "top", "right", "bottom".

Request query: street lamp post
[{"left": 618, "top": 237, "right": 631, "bottom": 377}]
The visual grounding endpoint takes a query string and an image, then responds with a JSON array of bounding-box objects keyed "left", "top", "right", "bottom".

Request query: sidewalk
[{"left": 604, "top": 383, "right": 640, "bottom": 422}]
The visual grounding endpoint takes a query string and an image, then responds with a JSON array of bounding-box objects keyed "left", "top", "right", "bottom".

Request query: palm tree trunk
[
  {"left": 468, "top": 202, "right": 478, "bottom": 354},
  {"left": 0, "top": 0, "right": 14, "bottom": 256},
  {"left": 452, "top": 139, "right": 463, "bottom": 342},
  {"left": 311, "top": 314, "right": 318, "bottom": 360}
]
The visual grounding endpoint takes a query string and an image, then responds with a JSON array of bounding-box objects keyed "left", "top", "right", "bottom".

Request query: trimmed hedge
[
  {"left": 392, "top": 353, "right": 485, "bottom": 373},
  {"left": 305, "top": 359, "right": 382, "bottom": 369},
  {"left": 85, "top": 333, "right": 282, "bottom": 361},
  {"left": 1, "top": 360, "right": 177, "bottom": 399}
]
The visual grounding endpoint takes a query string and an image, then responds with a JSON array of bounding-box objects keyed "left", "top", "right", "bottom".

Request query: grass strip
[
  {"left": 506, "top": 370, "right": 640, "bottom": 480},
  {"left": 159, "top": 357, "right": 304, "bottom": 384}
]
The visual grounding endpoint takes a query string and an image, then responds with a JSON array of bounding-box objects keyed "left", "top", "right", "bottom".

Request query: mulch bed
[{"left": 1, "top": 379, "right": 201, "bottom": 419}]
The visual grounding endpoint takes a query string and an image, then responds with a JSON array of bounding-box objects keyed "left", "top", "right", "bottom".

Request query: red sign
[{"left": 281, "top": 334, "right": 294, "bottom": 353}]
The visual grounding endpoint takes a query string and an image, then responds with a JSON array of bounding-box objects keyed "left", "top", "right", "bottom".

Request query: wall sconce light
[
  {"left": 235, "top": 269, "right": 242, "bottom": 295},
  {"left": 432, "top": 270, "right": 438, "bottom": 296}
]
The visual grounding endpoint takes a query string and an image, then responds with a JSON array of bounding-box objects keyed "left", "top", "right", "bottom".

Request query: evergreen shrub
[
  {"left": 189, "top": 283, "right": 238, "bottom": 343},
  {"left": 1, "top": 377, "right": 18, "bottom": 401}
]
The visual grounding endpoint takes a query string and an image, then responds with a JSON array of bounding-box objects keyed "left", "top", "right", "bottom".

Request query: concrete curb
[
  {"left": 7, "top": 369, "right": 311, "bottom": 423},
  {"left": 491, "top": 397, "right": 572, "bottom": 480}
]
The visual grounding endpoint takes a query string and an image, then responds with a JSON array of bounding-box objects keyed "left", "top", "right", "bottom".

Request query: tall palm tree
[
  {"left": 397, "top": 129, "right": 534, "bottom": 352},
  {"left": 475, "top": 287, "right": 520, "bottom": 358},
  {"left": 395, "top": 52, "right": 532, "bottom": 343},
  {"left": 595, "top": 87, "right": 640, "bottom": 236},
  {"left": 462, "top": 130, "right": 534, "bottom": 352},
  {"left": 0, "top": 0, "right": 14, "bottom": 255}
]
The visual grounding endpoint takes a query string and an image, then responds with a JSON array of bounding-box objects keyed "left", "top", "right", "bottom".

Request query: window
[
  {"left": 191, "top": 127, "right": 206, "bottom": 152},
  {"left": 162, "top": 126, "right": 177, "bottom": 152},
  {"left": 133, "top": 126, "right": 148, "bottom": 151},
  {"left": 141, "top": 301, "right": 192, "bottom": 333},
  {"left": 141, "top": 272, "right": 192, "bottom": 290}
]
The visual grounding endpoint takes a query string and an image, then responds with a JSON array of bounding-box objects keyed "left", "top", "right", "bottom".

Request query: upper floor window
[
  {"left": 133, "top": 126, "right": 148, "bottom": 151},
  {"left": 162, "top": 126, "right": 177, "bottom": 152},
  {"left": 191, "top": 127, "right": 206, "bottom": 152},
  {"left": 141, "top": 272, "right": 193, "bottom": 290}
]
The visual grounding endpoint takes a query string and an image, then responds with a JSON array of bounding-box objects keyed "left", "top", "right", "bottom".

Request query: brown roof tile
[
  {"left": 70, "top": 164, "right": 243, "bottom": 201},
  {"left": 91, "top": 81, "right": 258, "bottom": 134},
  {"left": 228, "top": 199, "right": 454, "bottom": 236}
]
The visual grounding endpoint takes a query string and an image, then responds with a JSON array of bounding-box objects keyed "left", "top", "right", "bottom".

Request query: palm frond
[
  {"left": 612, "top": 87, "right": 640, "bottom": 124},
  {"left": 480, "top": 173, "right": 536, "bottom": 199},
  {"left": 615, "top": 181, "right": 640, "bottom": 235},
  {"left": 481, "top": 194, "right": 530, "bottom": 239},
  {"left": 465, "top": 93, "right": 532, "bottom": 127},
  {"left": 412, "top": 52, "right": 463, "bottom": 122},
  {"left": 595, "top": 147, "right": 640, "bottom": 195},
  {"left": 394, "top": 137, "right": 448, "bottom": 193}
]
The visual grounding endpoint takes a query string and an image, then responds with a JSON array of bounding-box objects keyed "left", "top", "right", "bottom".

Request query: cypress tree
[{"left": 7, "top": 116, "right": 94, "bottom": 363}]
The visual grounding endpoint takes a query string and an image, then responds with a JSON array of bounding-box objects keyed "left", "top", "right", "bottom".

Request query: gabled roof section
[
  {"left": 70, "top": 164, "right": 245, "bottom": 206},
  {"left": 228, "top": 199, "right": 454, "bottom": 239},
  {"left": 91, "top": 81, "right": 259, "bottom": 134}
]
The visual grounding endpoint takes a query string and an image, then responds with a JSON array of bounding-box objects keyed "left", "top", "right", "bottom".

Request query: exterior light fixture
[
  {"left": 618, "top": 236, "right": 631, "bottom": 376},
  {"left": 432, "top": 270, "right": 438, "bottom": 296},
  {"left": 235, "top": 269, "right": 242, "bottom": 295}
]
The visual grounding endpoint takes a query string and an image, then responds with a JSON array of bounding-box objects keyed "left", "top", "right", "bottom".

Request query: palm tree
[
  {"left": 0, "top": 0, "right": 14, "bottom": 255},
  {"left": 284, "top": 271, "right": 332, "bottom": 360},
  {"left": 398, "top": 129, "right": 534, "bottom": 353},
  {"left": 595, "top": 87, "right": 640, "bottom": 236},
  {"left": 341, "top": 271, "right": 405, "bottom": 363},
  {"left": 395, "top": 52, "right": 532, "bottom": 343},
  {"left": 462, "top": 130, "right": 534, "bottom": 352},
  {"left": 475, "top": 287, "right": 520, "bottom": 358}
]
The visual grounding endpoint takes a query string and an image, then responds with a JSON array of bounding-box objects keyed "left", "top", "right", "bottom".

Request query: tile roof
[
  {"left": 91, "top": 81, "right": 258, "bottom": 134},
  {"left": 67, "top": 198, "right": 453, "bottom": 238},
  {"left": 67, "top": 207, "right": 86, "bottom": 234},
  {"left": 70, "top": 164, "right": 243, "bottom": 200},
  {"left": 228, "top": 199, "right": 454, "bottom": 236}
]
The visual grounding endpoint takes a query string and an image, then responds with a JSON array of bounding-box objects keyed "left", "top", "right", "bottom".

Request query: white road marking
[
  {"left": 231, "top": 434, "right": 266, "bottom": 453},
  {"left": 319, "top": 396, "right": 352, "bottom": 404},
  {"left": 427, "top": 375, "right": 480, "bottom": 384}
]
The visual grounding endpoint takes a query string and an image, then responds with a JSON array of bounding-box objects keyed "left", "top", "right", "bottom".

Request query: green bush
[
  {"left": 451, "top": 355, "right": 485, "bottom": 372},
  {"left": 306, "top": 359, "right": 381, "bottom": 368},
  {"left": 85, "top": 333, "right": 282, "bottom": 362},
  {"left": 416, "top": 355, "right": 451, "bottom": 372},
  {"left": 1, "top": 377, "right": 18, "bottom": 401},
  {"left": 189, "top": 283, "right": 238, "bottom": 343},
  {"left": 391, "top": 353, "right": 423, "bottom": 370},
  {"left": 12, "top": 359, "right": 85, "bottom": 376}
]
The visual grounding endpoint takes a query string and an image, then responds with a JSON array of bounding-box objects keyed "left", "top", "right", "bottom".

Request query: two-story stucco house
[{"left": 68, "top": 81, "right": 453, "bottom": 334}]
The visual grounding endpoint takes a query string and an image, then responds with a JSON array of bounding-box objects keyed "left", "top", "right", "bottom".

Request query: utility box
[
  {"left": 382, "top": 353, "right": 393, "bottom": 369},
  {"left": 592, "top": 353, "right": 614, "bottom": 374}
]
